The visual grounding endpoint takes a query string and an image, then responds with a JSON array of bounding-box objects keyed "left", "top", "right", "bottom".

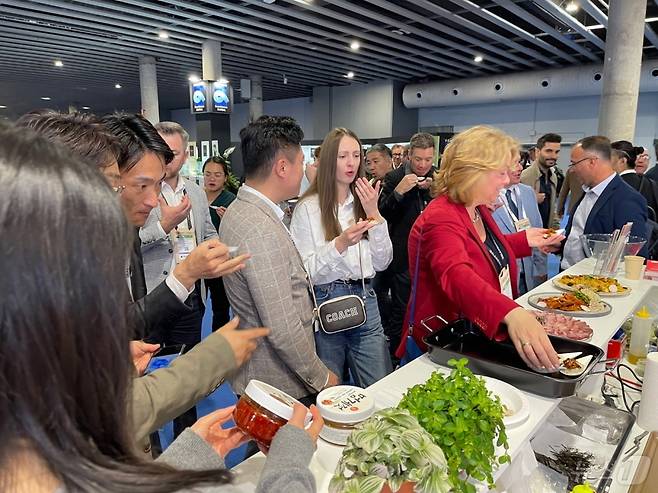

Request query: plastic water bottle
[{"left": 629, "top": 306, "right": 655, "bottom": 364}]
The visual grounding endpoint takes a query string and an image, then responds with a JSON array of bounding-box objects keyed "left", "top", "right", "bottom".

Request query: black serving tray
[{"left": 422, "top": 317, "right": 605, "bottom": 398}]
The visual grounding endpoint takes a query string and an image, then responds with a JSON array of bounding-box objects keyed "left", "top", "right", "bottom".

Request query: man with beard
[{"left": 521, "top": 133, "right": 562, "bottom": 229}]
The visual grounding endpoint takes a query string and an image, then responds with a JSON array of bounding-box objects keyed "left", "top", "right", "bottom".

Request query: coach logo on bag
[{"left": 325, "top": 306, "right": 360, "bottom": 323}]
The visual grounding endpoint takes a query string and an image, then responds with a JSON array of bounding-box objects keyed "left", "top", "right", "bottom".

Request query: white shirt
[
  {"left": 289, "top": 192, "right": 393, "bottom": 285},
  {"left": 619, "top": 169, "right": 636, "bottom": 176},
  {"left": 241, "top": 184, "right": 285, "bottom": 223},
  {"left": 499, "top": 184, "right": 525, "bottom": 222},
  {"left": 562, "top": 172, "right": 617, "bottom": 269},
  {"left": 154, "top": 175, "right": 197, "bottom": 299}
]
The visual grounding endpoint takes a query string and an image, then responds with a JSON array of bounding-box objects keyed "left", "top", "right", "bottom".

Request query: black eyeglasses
[{"left": 569, "top": 155, "right": 597, "bottom": 167}]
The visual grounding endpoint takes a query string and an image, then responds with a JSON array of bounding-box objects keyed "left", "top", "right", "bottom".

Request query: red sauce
[{"left": 233, "top": 394, "right": 288, "bottom": 449}]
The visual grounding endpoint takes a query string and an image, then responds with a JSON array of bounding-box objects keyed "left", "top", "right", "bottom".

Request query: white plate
[
  {"left": 552, "top": 278, "right": 631, "bottom": 297},
  {"left": 483, "top": 375, "right": 530, "bottom": 429},
  {"left": 528, "top": 292, "right": 612, "bottom": 317}
]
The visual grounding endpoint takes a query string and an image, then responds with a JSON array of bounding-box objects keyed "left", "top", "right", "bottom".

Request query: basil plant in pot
[{"left": 329, "top": 408, "right": 452, "bottom": 493}]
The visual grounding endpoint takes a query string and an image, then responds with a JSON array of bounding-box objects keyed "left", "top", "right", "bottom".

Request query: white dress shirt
[
  {"left": 562, "top": 172, "right": 617, "bottom": 269},
  {"left": 289, "top": 192, "right": 393, "bottom": 285},
  {"left": 241, "top": 184, "right": 286, "bottom": 223},
  {"left": 149, "top": 176, "right": 196, "bottom": 302},
  {"left": 619, "top": 169, "right": 636, "bottom": 176}
]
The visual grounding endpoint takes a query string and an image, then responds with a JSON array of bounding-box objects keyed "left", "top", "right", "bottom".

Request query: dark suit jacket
[
  {"left": 378, "top": 165, "right": 433, "bottom": 272},
  {"left": 396, "top": 195, "right": 531, "bottom": 357},
  {"left": 565, "top": 174, "right": 649, "bottom": 258},
  {"left": 128, "top": 229, "right": 191, "bottom": 341},
  {"left": 620, "top": 172, "right": 658, "bottom": 218},
  {"left": 646, "top": 166, "right": 658, "bottom": 181}
]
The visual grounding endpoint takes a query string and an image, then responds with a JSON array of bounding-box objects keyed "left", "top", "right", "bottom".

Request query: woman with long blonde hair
[
  {"left": 397, "top": 125, "right": 563, "bottom": 370},
  {"left": 290, "top": 128, "right": 393, "bottom": 387}
]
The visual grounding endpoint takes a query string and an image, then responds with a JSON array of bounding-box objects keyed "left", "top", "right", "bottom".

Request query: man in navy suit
[
  {"left": 562, "top": 136, "right": 648, "bottom": 269},
  {"left": 492, "top": 155, "right": 546, "bottom": 295}
]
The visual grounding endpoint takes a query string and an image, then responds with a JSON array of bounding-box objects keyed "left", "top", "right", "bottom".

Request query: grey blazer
[
  {"left": 139, "top": 178, "right": 218, "bottom": 300},
  {"left": 219, "top": 187, "right": 330, "bottom": 399}
]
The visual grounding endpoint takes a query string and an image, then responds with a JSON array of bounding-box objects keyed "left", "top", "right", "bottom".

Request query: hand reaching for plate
[{"left": 504, "top": 307, "right": 560, "bottom": 370}]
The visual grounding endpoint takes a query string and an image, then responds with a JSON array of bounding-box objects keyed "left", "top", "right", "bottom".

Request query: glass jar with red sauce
[{"left": 233, "top": 380, "right": 310, "bottom": 450}]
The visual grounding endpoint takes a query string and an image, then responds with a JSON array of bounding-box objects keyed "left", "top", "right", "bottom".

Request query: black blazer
[
  {"left": 128, "top": 229, "right": 191, "bottom": 341},
  {"left": 565, "top": 174, "right": 649, "bottom": 257},
  {"left": 378, "top": 165, "right": 433, "bottom": 272},
  {"left": 620, "top": 172, "right": 658, "bottom": 219}
]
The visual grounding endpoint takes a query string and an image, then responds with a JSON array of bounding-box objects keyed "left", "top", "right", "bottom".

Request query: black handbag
[{"left": 310, "top": 243, "right": 367, "bottom": 334}]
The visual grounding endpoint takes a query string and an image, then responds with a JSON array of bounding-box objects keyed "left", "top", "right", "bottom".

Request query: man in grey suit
[
  {"left": 220, "top": 116, "right": 338, "bottom": 403},
  {"left": 493, "top": 155, "right": 547, "bottom": 295},
  {"left": 140, "top": 121, "right": 219, "bottom": 348}
]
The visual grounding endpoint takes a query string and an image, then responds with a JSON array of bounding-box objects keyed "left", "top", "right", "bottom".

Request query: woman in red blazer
[{"left": 397, "top": 126, "right": 563, "bottom": 370}]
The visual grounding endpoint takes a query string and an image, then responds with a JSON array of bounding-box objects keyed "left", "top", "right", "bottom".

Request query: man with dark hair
[
  {"left": 16, "top": 111, "right": 122, "bottom": 189},
  {"left": 219, "top": 116, "right": 338, "bottom": 402},
  {"left": 378, "top": 132, "right": 434, "bottom": 360},
  {"left": 390, "top": 144, "right": 404, "bottom": 169},
  {"left": 521, "top": 133, "right": 562, "bottom": 229},
  {"left": 366, "top": 143, "right": 393, "bottom": 184},
  {"left": 18, "top": 110, "right": 267, "bottom": 458},
  {"left": 561, "top": 136, "right": 648, "bottom": 269},
  {"left": 104, "top": 113, "right": 252, "bottom": 438}
]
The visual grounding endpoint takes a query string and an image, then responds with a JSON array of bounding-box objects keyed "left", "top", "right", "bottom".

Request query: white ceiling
[{"left": 1, "top": 0, "right": 657, "bottom": 119}]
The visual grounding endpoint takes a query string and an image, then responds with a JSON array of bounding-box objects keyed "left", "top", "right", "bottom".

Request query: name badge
[
  {"left": 513, "top": 218, "right": 531, "bottom": 232},
  {"left": 171, "top": 224, "right": 196, "bottom": 264},
  {"left": 499, "top": 266, "right": 513, "bottom": 299}
]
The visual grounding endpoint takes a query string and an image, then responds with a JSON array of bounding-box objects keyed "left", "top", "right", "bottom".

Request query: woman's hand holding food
[
  {"left": 525, "top": 227, "right": 565, "bottom": 253},
  {"left": 354, "top": 177, "right": 383, "bottom": 223},
  {"left": 335, "top": 220, "right": 374, "bottom": 254},
  {"left": 191, "top": 406, "right": 250, "bottom": 458},
  {"left": 504, "top": 307, "right": 560, "bottom": 370},
  {"left": 287, "top": 403, "right": 324, "bottom": 448}
]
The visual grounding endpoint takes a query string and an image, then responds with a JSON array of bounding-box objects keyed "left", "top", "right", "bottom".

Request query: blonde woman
[
  {"left": 397, "top": 126, "right": 563, "bottom": 370},
  {"left": 290, "top": 128, "right": 393, "bottom": 387}
]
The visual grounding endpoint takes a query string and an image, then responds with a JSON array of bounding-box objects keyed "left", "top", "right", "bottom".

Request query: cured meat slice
[{"left": 529, "top": 310, "right": 593, "bottom": 341}]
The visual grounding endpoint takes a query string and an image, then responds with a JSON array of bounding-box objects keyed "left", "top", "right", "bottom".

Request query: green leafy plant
[
  {"left": 398, "top": 358, "right": 510, "bottom": 493},
  {"left": 221, "top": 146, "right": 241, "bottom": 194},
  {"left": 330, "top": 408, "right": 451, "bottom": 493}
]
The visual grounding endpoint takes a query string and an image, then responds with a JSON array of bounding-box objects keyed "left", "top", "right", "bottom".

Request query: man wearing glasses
[
  {"left": 391, "top": 144, "right": 404, "bottom": 169},
  {"left": 561, "top": 136, "right": 648, "bottom": 269}
]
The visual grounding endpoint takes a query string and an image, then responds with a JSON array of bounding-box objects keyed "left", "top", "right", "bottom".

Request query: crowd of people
[{"left": 1, "top": 109, "right": 657, "bottom": 492}]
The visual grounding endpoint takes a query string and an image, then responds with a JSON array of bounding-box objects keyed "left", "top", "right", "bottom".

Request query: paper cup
[{"left": 624, "top": 255, "right": 645, "bottom": 280}]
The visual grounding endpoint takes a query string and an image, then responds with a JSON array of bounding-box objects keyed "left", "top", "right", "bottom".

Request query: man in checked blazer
[{"left": 220, "top": 116, "right": 338, "bottom": 402}]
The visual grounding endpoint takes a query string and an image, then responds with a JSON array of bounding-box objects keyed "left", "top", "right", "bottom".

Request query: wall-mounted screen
[{"left": 190, "top": 81, "right": 210, "bottom": 113}]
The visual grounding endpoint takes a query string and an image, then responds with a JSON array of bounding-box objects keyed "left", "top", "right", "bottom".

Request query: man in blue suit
[
  {"left": 562, "top": 136, "right": 648, "bottom": 269},
  {"left": 493, "top": 155, "right": 546, "bottom": 295}
]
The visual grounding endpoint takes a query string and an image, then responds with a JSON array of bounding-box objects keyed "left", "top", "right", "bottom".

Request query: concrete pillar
[
  {"left": 139, "top": 55, "right": 160, "bottom": 124},
  {"left": 202, "top": 40, "right": 222, "bottom": 81},
  {"left": 598, "top": 0, "right": 647, "bottom": 141},
  {"left": 249, "top": 74, "right": 263, "bottom": 121}
]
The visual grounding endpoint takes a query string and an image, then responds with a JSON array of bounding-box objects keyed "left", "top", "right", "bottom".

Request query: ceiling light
[
  {"left": 54, "top": 59, "right": 63, "bottom": 67},
  {"left": 565, "top": 1, "right": 579, "bottom": 14},
  {"left": 346, "top": 71, "right": 355, "bottom": 79},
  {"left": 188, "top": 74, "right": 200, "bottom": 82},
  {"left": 40, "top": 97, "right": 51, "bottom": 101},
  {"left": 114, "top": 83, "right": 122, "bottom": 89},
  {"left": 474, "top": 55, "right": 484, "bottom": 63},
  {"left": 218, "top": 78, "right": 229, "bottom": 84},
  {"left": 350, "top": 40, "right": 360, "bottom": 51},
  {"left": 262, "top": 0, "right": 276, "bottom": 3},
  {"left": 0, "top": 105, "right": 6, "bottom": 109},
  {"left": 158, "top": 30, "right": 169, "bottom": 39},
  {"left": 81, "top": 106, "right": 91, "bottom": 110}
]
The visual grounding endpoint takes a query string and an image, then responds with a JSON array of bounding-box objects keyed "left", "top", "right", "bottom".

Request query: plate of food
[
  {"left": 552, "top": 274, "right": 631, "bottom": 297},
  {"left": 482, "top": 375, "right": 529, "bottom": 429},
  {"left": 530, "top": 310, "right": 593, "bottom": 341},
  {"left": 528, "top": 288, "right": 612, "bottom": 317}
]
